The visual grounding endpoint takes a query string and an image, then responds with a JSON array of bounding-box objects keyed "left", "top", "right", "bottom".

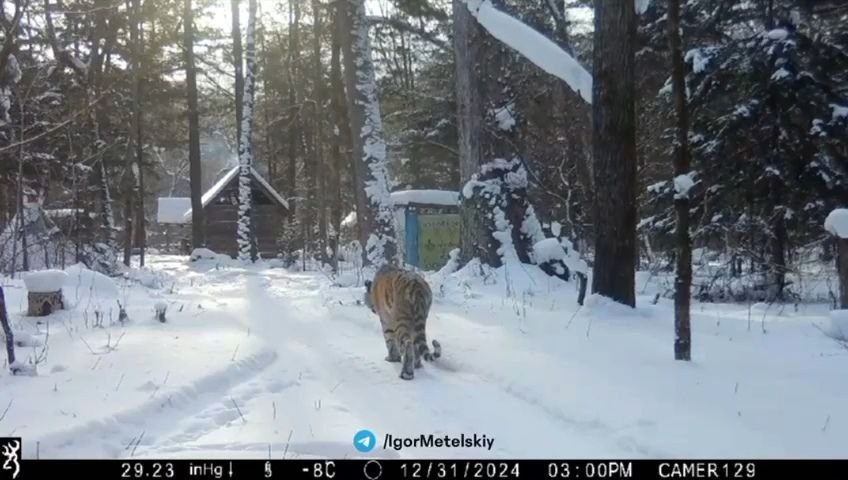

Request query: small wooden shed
[
  {"left": 162, "top": 166, "right": 289, "bottom": 258},
  {"left": 390, "top": 190, "right": 460, "bottom": 270}
]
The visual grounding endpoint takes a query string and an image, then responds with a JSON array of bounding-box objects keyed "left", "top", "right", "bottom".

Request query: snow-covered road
[
  {"left": 5, "top": 255, "right": 847, "bottom": 459},
  {"left": 130, "top": 266, "right": 648, "bottom": 459}
]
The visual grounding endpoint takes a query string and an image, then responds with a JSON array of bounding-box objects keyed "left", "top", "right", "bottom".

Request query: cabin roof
[{"left": 183, "top": 166, "right": 289, "bottom": 221}]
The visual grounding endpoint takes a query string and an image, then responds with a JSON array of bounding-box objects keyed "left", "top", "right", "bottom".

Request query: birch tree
[
  {"left": 339, "top": 0, "right": 397, "bottom": 266},
  {"left": 237, "top": 0, "right": 258, "bottom": 262}
]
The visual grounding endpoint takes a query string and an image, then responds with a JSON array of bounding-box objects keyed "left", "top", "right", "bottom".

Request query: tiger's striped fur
[{"left": 364, "top": 264, "right": 441, "bottom": 380}]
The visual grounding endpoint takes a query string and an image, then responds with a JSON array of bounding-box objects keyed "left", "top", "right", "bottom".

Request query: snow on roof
[
  {"left": 183, "top": 166, "right": 289, "bottom": 220},
  {"left": 825, "top": 208, "right": 848, "bottom": 238},
  {"left": 157, "top": 197, "right": 192, "bottom": 224},
  {"left": 22, "top": 269, "right": 68, "bottom": 293},
  {"left": 389, "top": 189, "right": 459, "bottom": 207}
]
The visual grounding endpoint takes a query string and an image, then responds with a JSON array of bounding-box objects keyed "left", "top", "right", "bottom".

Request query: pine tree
[
  {"left": 592, "top": 0, "right": 638, "bottom": 307},
  {"left": 667, "top": 0, "right": 692, "bottom": 360},
  {"left": 185, "top": 0, "right": 204, "bottom": 250}
]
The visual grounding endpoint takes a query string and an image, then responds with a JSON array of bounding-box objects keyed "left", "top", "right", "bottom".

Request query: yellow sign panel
[{"left": 418, "top": 214, "right": 460, "bottom": 270}]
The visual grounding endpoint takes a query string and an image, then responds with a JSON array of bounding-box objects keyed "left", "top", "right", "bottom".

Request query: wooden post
[
  {"left": 0, "top": 286, "right": 16, "bottom": 369},
  {"left": 837, "top": 238, "right": 848, "bottom": 309}
]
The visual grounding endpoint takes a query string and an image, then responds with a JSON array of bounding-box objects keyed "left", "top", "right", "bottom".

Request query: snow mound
[
  {"left": 190, "top": 248, "right": 219, "bottom": 261},
  {"left": 824, "top": 209, "right": 848, "bottom": 238},
  {"left": 827, "top": 310, "right": 848, "bottom": 341},
  {"left": 63, "top": 264, "right": 120, "bottom": 299},
  {"left": 123, "top": 267, "right": 170, "bottom": 289},
  {"left": 14, "top": 332, "right": 43, "bottom": 347},
  {"left": 22, "top": 269, "right": 67, "bottom": 292},
  {"left": 533, "top": 238, "right": 567, "bottom": 263}
]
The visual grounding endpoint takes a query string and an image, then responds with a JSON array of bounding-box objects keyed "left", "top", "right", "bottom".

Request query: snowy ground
[{"left": 1, "top": 255, "right": 847, "bottom": 459}]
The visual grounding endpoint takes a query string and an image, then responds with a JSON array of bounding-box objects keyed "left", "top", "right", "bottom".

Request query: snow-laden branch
[
  {"left": 462, "top": 0, "right": 592, "bottom": 104},
  {"left": 461, "top": 0, "right": 652, "bottom": 105}
]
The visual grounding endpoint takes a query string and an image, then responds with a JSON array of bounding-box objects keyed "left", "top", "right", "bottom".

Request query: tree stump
[
  {"left": 27, "top": 291, "right": 64, "bottom": 316},
  {"left": 837, "top": 238, "right": 848, "bottom": 309},
  {"left": 824, "top": 209, "right": 848, "bottom": 308}
]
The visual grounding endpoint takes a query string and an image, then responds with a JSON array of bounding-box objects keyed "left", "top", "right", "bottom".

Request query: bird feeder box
[{"left": 21, "top": 270, "right": 67, "bottom": 316}]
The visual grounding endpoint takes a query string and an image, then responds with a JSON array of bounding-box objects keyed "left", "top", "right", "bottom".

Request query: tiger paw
[
  {"left": 400, "top": 370, "right": 414, "bottom": 380},
  {"left": 385, "top": 355, "right": 401, "bottom": 363}
]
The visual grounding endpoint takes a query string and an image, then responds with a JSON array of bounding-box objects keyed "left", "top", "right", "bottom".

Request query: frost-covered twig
[
  {"left": 0, "top": 399, "right": 12, "bottom": 424},
  {"left": 231, "top": 397, "right": 246, "bottom": 424}
]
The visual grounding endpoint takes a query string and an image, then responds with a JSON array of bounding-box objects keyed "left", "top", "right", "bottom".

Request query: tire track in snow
[
  {"left": 35, "top": 347, "right": 277, "bottom": 459},
  {"left": 255, "top": 273, "right": 657, "bottom": 458}
]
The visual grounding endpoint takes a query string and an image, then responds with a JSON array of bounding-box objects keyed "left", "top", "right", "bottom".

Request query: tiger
[{"left": 364, "top": 264, "right": 441, "bottom": 380}]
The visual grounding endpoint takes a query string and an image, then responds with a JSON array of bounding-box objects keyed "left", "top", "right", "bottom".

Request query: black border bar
[{"left": 13, "top": 459, "right": 848, "bottom": 480}]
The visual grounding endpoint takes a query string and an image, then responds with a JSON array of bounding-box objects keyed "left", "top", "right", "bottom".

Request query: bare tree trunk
[
  {"left": 329, "top": 9, "right": 350, "bottom": 272},
  {"left": 591, "top": 0, "right": 637, "bottom": 307},
  {"left": 287, "top": 0, "right": 300, "bottom": 222},
  {"left": 15, "top": 111, "right": 28, "bottom": 273},
  {"left": 453, "top": 0, "right": 499, "bottom": 268},
  {"left": 0, "top": 287, "right": 15, "bottom": 370},
  {"left": 667, "top": 0, "right": 692, "bottom": 360},
  {"left": 232, "top": 0, "right": 244, "bottom": 147},
  {"left": 311, "top": 0, "right": 327, "bottom": 265},
  {"left": 123, "top": 0, "right": 137, "bottom": 267},
  {"left": 133, "top": 0, "right": 146, "bottom": 267},
  {"left": 339, "top": 0, "right": 397, "bottom": 266},
  {"left": 184, "top": 0, "right": 204, "bottom": 249}
]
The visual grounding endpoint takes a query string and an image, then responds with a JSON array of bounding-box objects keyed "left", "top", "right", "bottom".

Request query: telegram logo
[{"left": 353, "top": 429, "right": 377, "bottom": 453}]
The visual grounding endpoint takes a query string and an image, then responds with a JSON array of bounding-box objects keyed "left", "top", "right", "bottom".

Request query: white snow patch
[
  {"left": 831, "top": 104, "right": 848, "bottom": 121},
  {"left": 63, "top": 264, "right": 120, "bottom": 301},
  {"left": 827, "top": 310, "right": 848, "bottom": 341},
  {"left": 190, "top": 248, "right": 219, "bottom": 261},
  {"left": 533, "top": 238, "right": 566, "bottom": 264},
  {"left": 674, "top": 174, "right": 695, "bottom": 199},
  {"left": 824, "top": 209, "right": 848, "bottom": 238},
  {"left": 491, "top": 103, "right": 516, "bottom": 131},
  {"left": 684, "top": 48, "right": 712, "bottom": 74},
  {"left": 390, "top": 190, "right": 459, "bottom": 207},
  {"left": 22, "top": 270, "right": 68, "bottom": 293},
  {"left": 635, "top": 0, "right": 651, "bottom": 14},
  {"left": 771, "top": 68, "right": 791, "bottom": 81},
  {"left": 157, "top": 198, "right": 192, "bottom": 224},
  {"left": 341, "top": 211, "right": 357, "bottom": 228},
  {"left": 767, "top": 28, "right": 789, "bottom": 41}
]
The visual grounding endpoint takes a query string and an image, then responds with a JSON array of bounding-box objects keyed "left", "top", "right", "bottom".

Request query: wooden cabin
[{"left": 158, "top": 166, "right": 289, "bottom": 258}]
